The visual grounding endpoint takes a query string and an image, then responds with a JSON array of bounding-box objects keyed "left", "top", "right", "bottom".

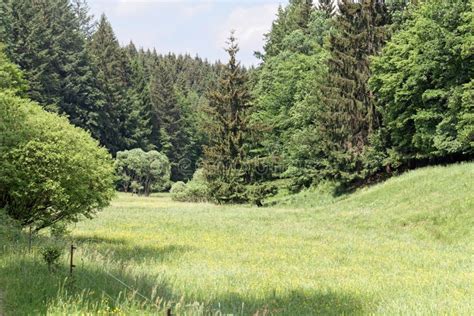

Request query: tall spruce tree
[
  {"left": 88, "top": 14, "right": 138, "bottom": 154},
  {"left": 125, "top": 42, "right": 153, "bottom": 151},
  {"left": 149, "top": 60, "right": 187, "bottom": 180},
  {"left": 263, "top": 0, "right": 314, "bottom": 58},
  {"left": 318, "top": 0, "right": 336, "bottom": 17},
  {"left": 319, "top": 0, "right": 390, "bottom": 186},
  {"left": 71, "top": 0, "right": 97, "bottom": 38},
  {"left": 202, "top": 33, "right": 252, "bottom": 203}
]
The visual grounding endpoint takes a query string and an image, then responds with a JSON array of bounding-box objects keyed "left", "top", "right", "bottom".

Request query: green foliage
[
  {"left": 170, "top": 181, "right": 187, "bottom": 195},
  {"left": 253, "top": 7, "right": 331, "bottom": 189},
  {"left": 263, "top": 0, "right": 314, "bottom": 58},
  {"left": 0, "top": 0, "right": 106, "bottom": 140},
  {"left": 247, "top": 183, "right": 278, "bottom": 207},
  {"left": 0, "top": 44, "right": 27, "bottom": 95},
  {"left": 370, "top": 0, "right": 474, "bottom": 165},
  {"left": 41, "top": 245, "right": 63, "bottom": 272},
  {"left": 170, "top": 170, "right": 210, "bottom": 203},
  {"left": 50, "top": 222, "right": 71, "bottom": 239},
  {"left": 0, "top": 92, "right": 115, "bottom": 231},
  {"left": 115, "top": 148, "right": 171, "bottom": 196},
  {"left": 3, "top": 163, "right": 472, "bottom": 315},
  {"left": 0, "top": 208, "right": 21, "bottom": 242},
  {"left": 202, "top": 34, "right": 252, "bottom": 204},
  {"left": 317, "top": 0, "right": 391, "bottom": 186}
]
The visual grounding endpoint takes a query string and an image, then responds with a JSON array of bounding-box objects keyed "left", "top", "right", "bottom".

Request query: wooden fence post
[{"left": 69, "top": 244, "right": 76, "bottom": 276}]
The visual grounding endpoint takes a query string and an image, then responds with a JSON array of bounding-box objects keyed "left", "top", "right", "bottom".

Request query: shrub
[
  {"left": 170, "top": 181, "right": 186, "bottom": 194},
  {"left": 115, "top": 149, "right": 171, "bottom": 196},
  {"left": 41, "top": 245, "right": 63, "bottom": 272},
  {"left": 0, "top": 92, "right": 115, "bottom": 232},
  {"left": 171, "top": 169, "right": 209, "bottom": 202}
]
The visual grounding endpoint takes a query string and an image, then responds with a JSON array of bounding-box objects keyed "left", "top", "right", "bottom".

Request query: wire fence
[{"left": 65, "top": 242, "right": 170, "bottom": 314}]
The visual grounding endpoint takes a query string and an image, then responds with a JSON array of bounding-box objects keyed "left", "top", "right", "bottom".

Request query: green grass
[{"left": 0, "top": 162, "right": 473, "bottom": 315}]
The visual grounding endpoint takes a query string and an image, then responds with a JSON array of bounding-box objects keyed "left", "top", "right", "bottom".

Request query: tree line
[
  {"left": 0, "top": 0, "right": 223, "bottom": 182},
  {"left": 1, "top": 0, "right": 473, "bottom": 214}
]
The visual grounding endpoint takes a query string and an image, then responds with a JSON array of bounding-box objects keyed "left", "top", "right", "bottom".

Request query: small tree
[
  {"left": 0, "top": 93, "right": 115, "bottom": 232},
  {"left": 115, "top": 148, "right": 171, "bottom": 196}
]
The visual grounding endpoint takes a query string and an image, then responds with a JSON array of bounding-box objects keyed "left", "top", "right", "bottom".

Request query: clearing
[{"left": 0, "top": 163, "right": 473, "bottom": 315}]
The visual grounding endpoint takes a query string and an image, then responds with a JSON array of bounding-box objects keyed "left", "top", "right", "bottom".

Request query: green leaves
[
  {"left": 115, "top": 148, "right": 171, "bottom": 196},
  {"left": 0, "top": 92, "right": 115, "bottom": 231},
  {"left": 370, "top": 0, "right": 473, "bottom": 163}
]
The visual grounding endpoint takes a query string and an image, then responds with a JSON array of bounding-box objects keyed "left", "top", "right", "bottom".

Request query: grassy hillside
[{"left": 0, "top": 163, "right": 473, "bottom": 315}]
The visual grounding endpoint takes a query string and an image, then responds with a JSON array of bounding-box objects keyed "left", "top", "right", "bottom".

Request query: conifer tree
[
  {"left": 149, "top": 60, "right": 187, "bottom": 180},
  {"left": 202, "top": 33, "right": 252, "bottom": 203},
  {"left": 88, "top": 14, "right": 136, "bottom": 153},
  {"left": 0, "top": 0, "right": 105, "bottom": 141},
  {"left": 319, "top": 0, "right": 390, "bottom": 185},
  {"left": 263, "top": 0, "right": 314, "bottom": 58},
  {"left": 318, "top": 0, "right": 336, "bottom": 17},
  {"left": 71, "top": 0, "right": 96, "bottom": 38},
  {"left": 125, "top": 42, "right": 153, "bottom": 151}
]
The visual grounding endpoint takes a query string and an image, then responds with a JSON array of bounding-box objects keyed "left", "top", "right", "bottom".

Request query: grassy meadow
[{"left": 0, "top": 163, "right": 473, "bottom": 315}]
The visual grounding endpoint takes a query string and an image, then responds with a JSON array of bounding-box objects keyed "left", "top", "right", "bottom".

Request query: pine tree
[
  {"left": 125, "top": 42, "right": 153, "bottom": 151},
  {"left": 202, "top": 33, "right": 252, "bottom": 203},
  {"left": 319, "top": 0, "right": 390, "bottom": 186},
  {"left": 149, "top": 60, "right": 187, "bottom": 180},
  {"left": 263, "top": 0, "right": 314, "bottom": 58},
  {"left": 88, "top": 14, "right": 135, "bottom": 153},
  {"left": 318, "top": 0, "right": 336, "bottom": 17},
  {"left": 0, "top": 0, "right": 105, "bottom": 141},
  {"left": 71, "top": 0, "right": 96, "bottom": 38}
]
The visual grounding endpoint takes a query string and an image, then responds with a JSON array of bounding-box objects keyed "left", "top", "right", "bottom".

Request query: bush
[
  {"left": 115, "top": 149, "right": 171, "bottom": 196},
  {"left": 41, "top": 245, "right": 63, "bottom": 272},
  {"left": 170, "top": 181, "right": 186, "bottom": 194},
  {"left": 0, "top": 92, "right": 115, "bottom": 232},
  {"left": 171, "top": 169, "right": 209, "bottom": 202}
]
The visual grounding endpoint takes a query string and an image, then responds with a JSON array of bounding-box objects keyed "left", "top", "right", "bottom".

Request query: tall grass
[{"left": 0, "top": 162, "right": 473, "bottom": 315}]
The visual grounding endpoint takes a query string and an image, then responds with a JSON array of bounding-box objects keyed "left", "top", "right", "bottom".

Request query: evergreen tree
[
  {"left": 263, "top": 0, "right": 314, "bottom": 58},
  {"left": 88, "top": 14, "right": 136, "bottom": 153},
  {"left": 125, "top": 42, "right": 153, "bottom": 151},
  {"left": 71, "top": 0, "right": 96, "bottom": 38},
  {"left": 202, "top": 34, "right": 252, "bottom": 203},
  {"left": 319, "top": 0, "right": 390, "bottom": 186},
  {"left": 0, "top": 0, "right": 106, "bottom": 141},
  {"left": 318, "top": 0, "right": 336, "bottom": 17},
  {"left": 149, "top": 60, "right": 186, "bottom": 180}
]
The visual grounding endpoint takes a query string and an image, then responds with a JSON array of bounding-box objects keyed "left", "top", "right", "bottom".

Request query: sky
[{"left": 88, "top": 0, "right": 289, "bottom": 66}]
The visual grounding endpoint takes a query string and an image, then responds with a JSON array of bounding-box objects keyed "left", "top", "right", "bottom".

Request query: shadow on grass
[
  {"left": 0, "top": 255, "right": 373, "bottom": 315},
  {"left": 75, "top": 234, "right": 193, "bottom": 264},
  {"left": 0, "top": 235, "right": 373, "bottom": 315},
  {"left": 74, "top": 235, "right": 128, "bottom": 245},
  {"left": 211, "top": 290, "right": 371, "bottom": 315},
  {"left": 0, "top": 255, "right": 176, "bottom": 315}
]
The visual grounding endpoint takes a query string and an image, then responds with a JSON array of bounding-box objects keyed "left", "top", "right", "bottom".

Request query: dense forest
[{"left": 1, "top": 0, "right": 472, "bottom": 213}]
